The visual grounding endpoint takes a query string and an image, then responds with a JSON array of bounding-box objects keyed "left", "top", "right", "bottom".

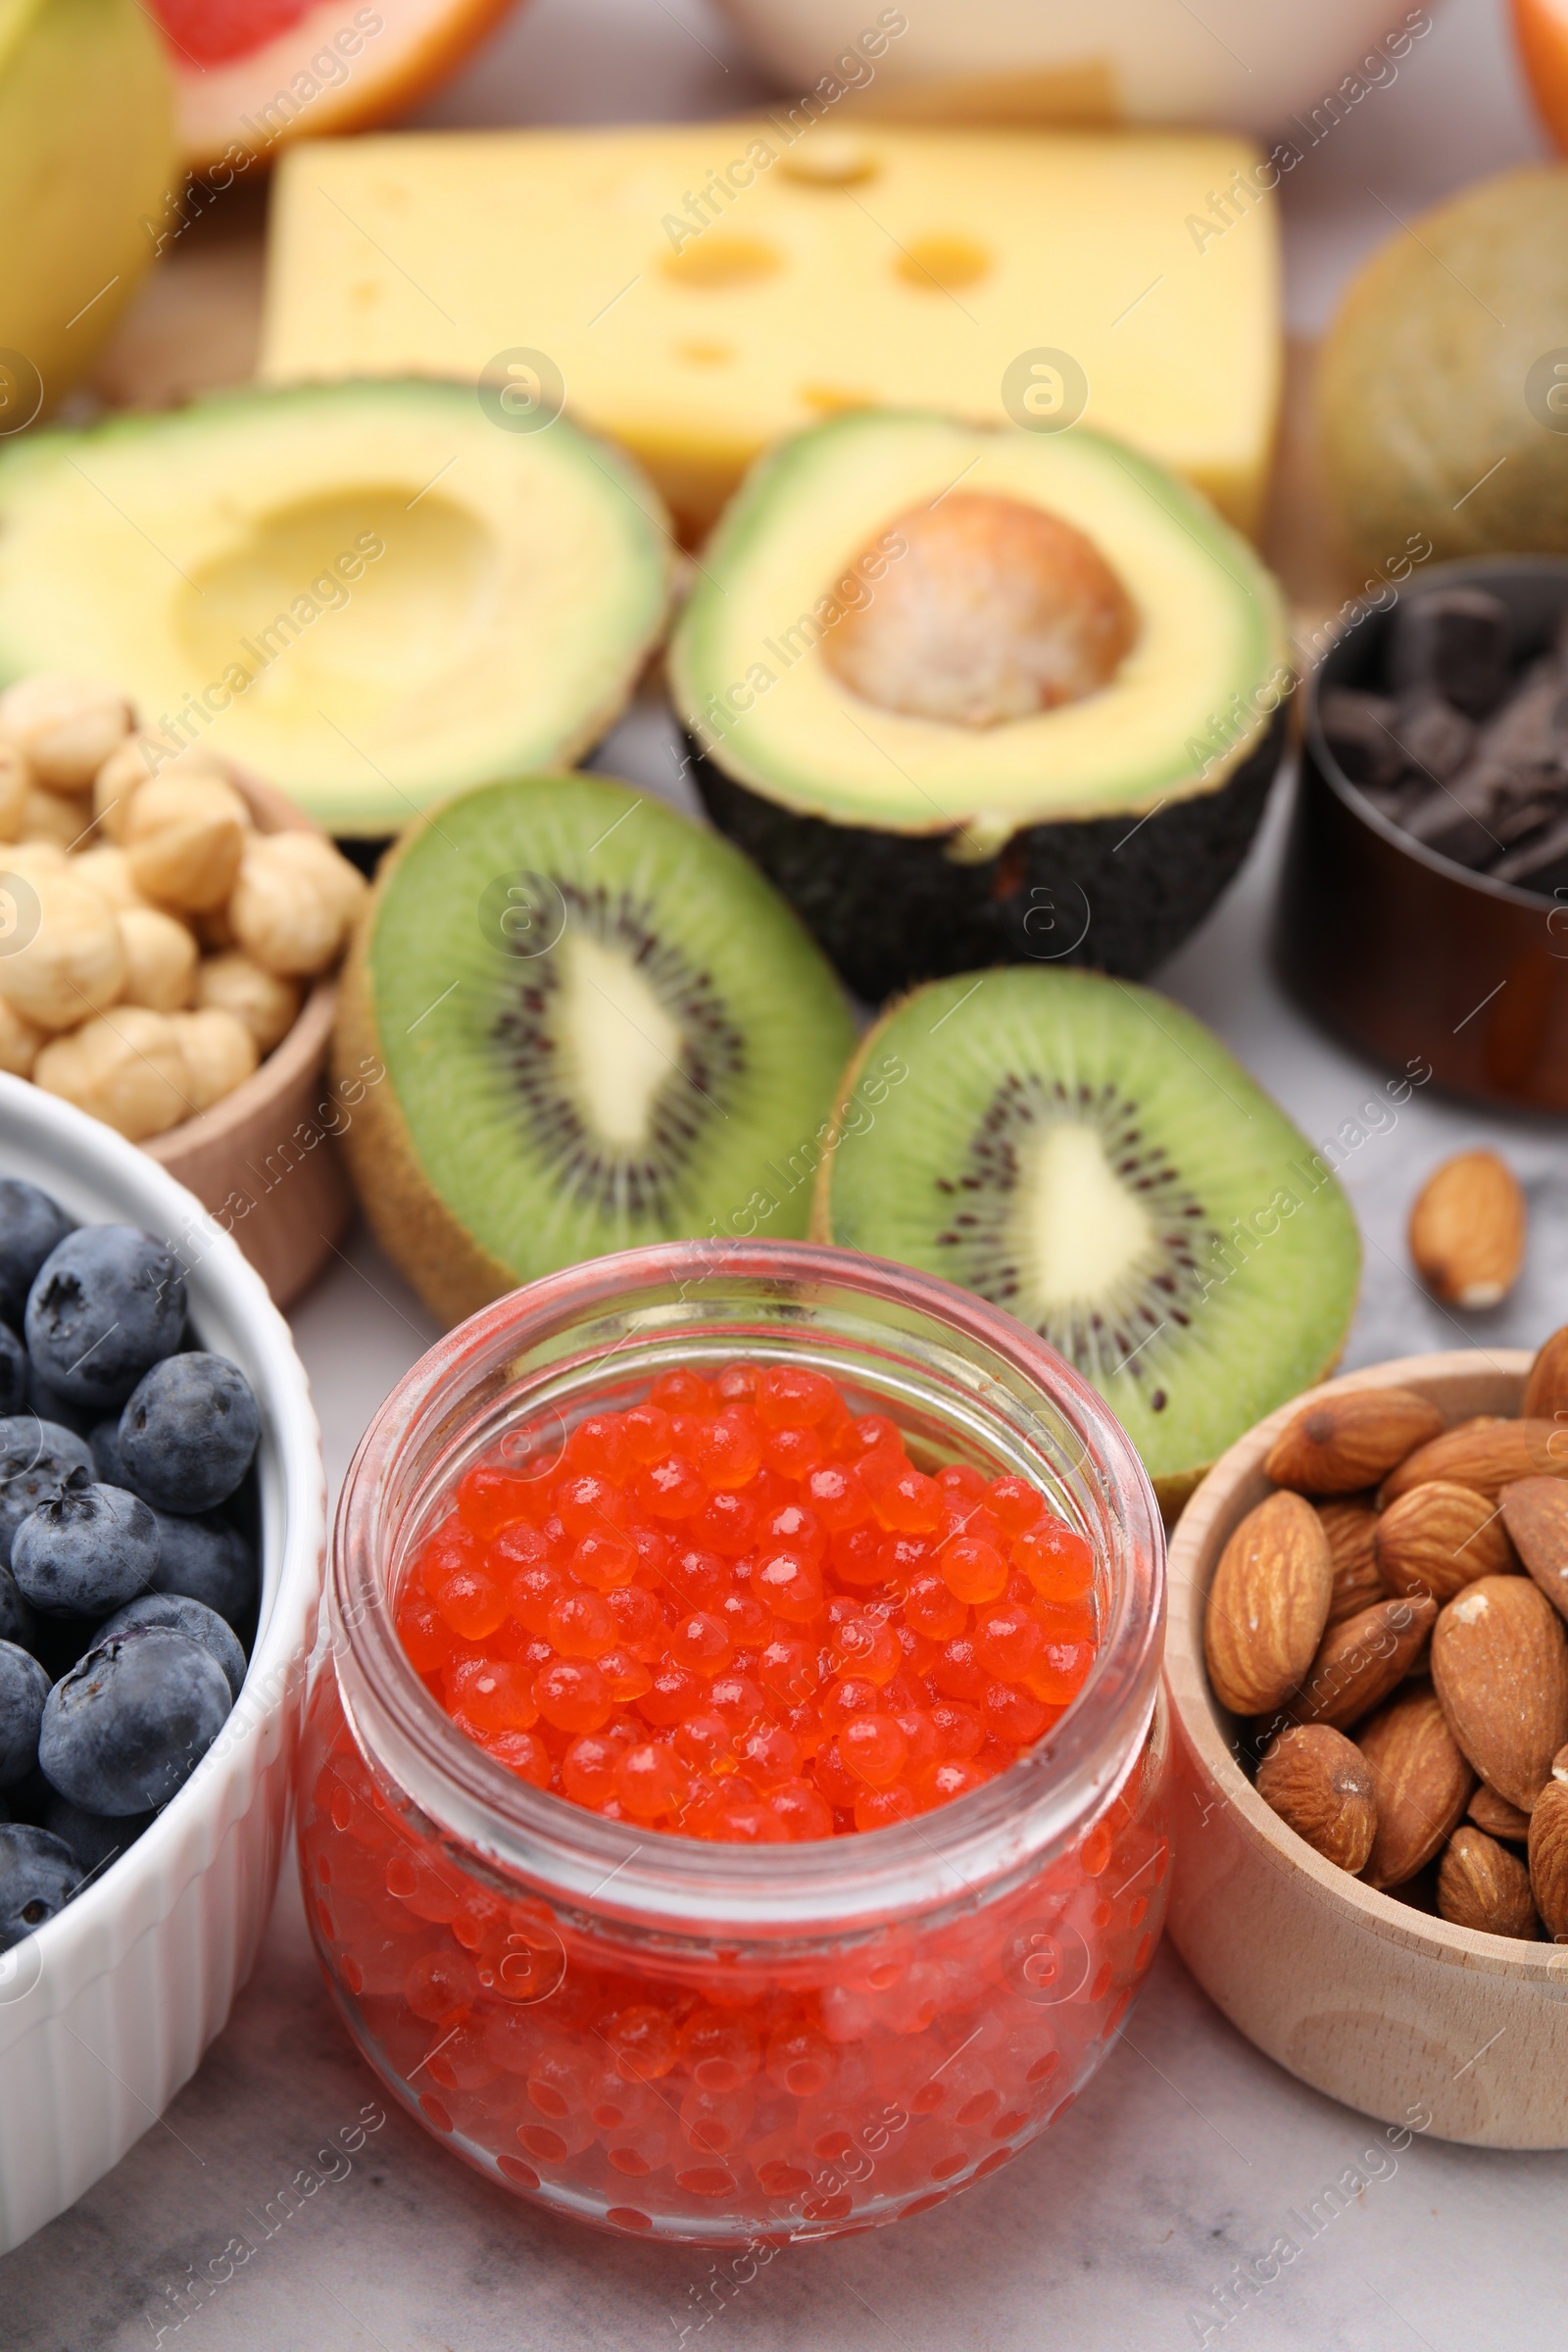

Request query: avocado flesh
[
  {"left": 335, "top": 772, "right": 858, "bottom": 1327},
  {"left": 669, "top": 411, "right": 1290, "bottom": 842},
  {"left": 0, "top": 382, "right": 673, "bottom": 835},
  {"left": 0, "top": 0, "right": 174, "bottom": 411},
  {"left": 814, "top": 968, "right": 1360, "bottom": 1505}
]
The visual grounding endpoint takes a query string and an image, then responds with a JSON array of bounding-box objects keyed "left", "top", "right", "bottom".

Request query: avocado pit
[{"left": 821, "top": 492, "right": 1139, "bottom": 728}]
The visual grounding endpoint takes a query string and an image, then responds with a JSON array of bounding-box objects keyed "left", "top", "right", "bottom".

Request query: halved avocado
[
  {"left": 668, "top": 411, "right": 1291, "bottom": 1001},
  {"left": 0, "top": 380, "right": 673, "bottom": 836}
]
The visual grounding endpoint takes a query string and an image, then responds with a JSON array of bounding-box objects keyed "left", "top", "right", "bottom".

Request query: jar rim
[{"left": 328, "top": 1241, "right": 1165, "bottom": 1937}]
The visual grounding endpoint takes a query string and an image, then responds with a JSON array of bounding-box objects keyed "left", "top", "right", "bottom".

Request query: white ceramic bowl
[
  {"left": 0, "top": 1075, "right": 325, "bottom": 2252},
  {"left": 713, "top": 0, "right": 1425, "bottom": 138}
]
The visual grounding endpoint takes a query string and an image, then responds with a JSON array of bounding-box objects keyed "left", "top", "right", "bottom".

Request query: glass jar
[{"left": 298, "top": 1241, "right": 1168, "bottom": 2245}]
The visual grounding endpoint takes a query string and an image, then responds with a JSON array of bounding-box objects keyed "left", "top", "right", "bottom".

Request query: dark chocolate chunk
[
  {"left": 1399, "top": 762, "right": 1509, "bottom": 867},
  {"left": 1391, "top": 694, "right": 1475, "bottom": 783},
  {"left": 1318, "top": 687, "right": 1402, "bottom": 790},
  {"left": 1388, "top": 587, "right": 1512, "bottom": 718}
]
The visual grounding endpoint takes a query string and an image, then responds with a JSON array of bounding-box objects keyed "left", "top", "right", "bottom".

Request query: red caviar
[{"left": 395, "top": 1363, "right": 1101, "bottom": 1838}]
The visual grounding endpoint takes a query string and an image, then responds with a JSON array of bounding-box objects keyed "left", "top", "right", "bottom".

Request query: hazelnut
[
  {"left": 33, "top": 1005, "right": 192, "bottom": 1141},
  {"left": 0, "top": 740, "right": 28, "bottom": 840},
  {"left": 22, "top": 786, "right": 93, "bottom": 853},
  {"left": 0, "top": 675, "right": 132, "bottom": 792},
  {"left": 170, "top": 1006, "right": 258, "bottom": 1110},
  {"left": 124, "top": 774, "right": 249, "bottom": 912},
  {"left": 118, "top": 906, "right": 199, "bottom": 1012},
  {"left": 0, "top": 996, "right": 44, "bottom": 1078},
  {"left": 0, "top": 867, "right": 126, "bottom": 1030},
  {"left": 70, "top": 843, "right": 152, "bottom": 913},
  {"left": 94, "top": 731, "right": 226, "bottom": 842},
  {"left": 229, "top": 832, "right": 361, "bottom": 976},
  {"left": 195, "top": 951, "right": 301, "bottom": 1054}
]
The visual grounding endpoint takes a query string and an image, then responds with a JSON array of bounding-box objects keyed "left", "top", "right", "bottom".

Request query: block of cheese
[{"left": 262, "top": 122, "right": 1280, "bottom": 540}]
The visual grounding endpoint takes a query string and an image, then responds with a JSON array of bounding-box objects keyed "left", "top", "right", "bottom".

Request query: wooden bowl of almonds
[
  {"left": 0, "top": 676, "right": 370, "bottom": 1306},
  {"left": 1164, "top": 1336, "right": 1568, "bottom": 2148}
]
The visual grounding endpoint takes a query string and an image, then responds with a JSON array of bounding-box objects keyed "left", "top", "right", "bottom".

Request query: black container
[{"left": 1277, "top": 558, "right": 1568, "bottom": 1115}]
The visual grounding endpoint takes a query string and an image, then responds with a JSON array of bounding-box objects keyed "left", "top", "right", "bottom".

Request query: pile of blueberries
[{"left": 0, "top": 1178, "right": 261, "bottom": 1955}]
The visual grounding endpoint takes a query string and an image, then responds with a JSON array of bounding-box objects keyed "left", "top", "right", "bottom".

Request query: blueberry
[
  {"left": 38, "top": 1626, "right": 231, "bottom": 1815},
  {"left": 24, "top": 1226, "right": 185, "bottom": 1413},
  {"left": 0, "top": 1416, "right": 94, "bottom": 1566},
  {"left": 0, "top": 1562, "right": 35, "bottom": 1653},
  {"left": 88, "top": 1417, "right": 128, "bottom": 1486},
  {"left": 0, "top": 1322, "right": 25, "bottom": 1416},
  {"left": 99, "top": 1592, "right": 246, "bottom": 1699},
  {"left": 118, "top": 1352, "right": 259, "bottom": 1515},
  {"left": 0, "top": 1181, "right": 73, "bottom": 1331},
  {"left": 147, "top": 1509, "right": 257, "bottom": 1625},
  {"left": 0, "top": 1641, "right": 49, "bottom": 1788},
  {"left": 42, "top": 1794, "right": 155, "bottom": 1881},
  {"left": 0, "top": 1822, "right": 82, "bottom": 1950},
  {"left": 12, "top": 1470, "right": 160, "bottom": 1616}
]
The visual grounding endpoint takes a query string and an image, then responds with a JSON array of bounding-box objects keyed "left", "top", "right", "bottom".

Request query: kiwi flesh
[
  {"left": 334, "top": 773, "right": 857, "bottom": 1325},
  {"left": 810, "top": 967, "right": 1359, "bottom": 1508}
]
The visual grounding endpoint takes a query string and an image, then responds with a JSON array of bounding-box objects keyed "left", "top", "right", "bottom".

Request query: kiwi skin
[
  {"left": 809, "top": 985, "right": 1353, "bottom": 1523},
  {"left": 332, "top": 811, "right": 518, "bottom": 1331}
]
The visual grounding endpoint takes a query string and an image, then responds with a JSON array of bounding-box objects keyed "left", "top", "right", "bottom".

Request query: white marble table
[{"left": 9, "top": 0, "right": 1568, "bottom": 2342}]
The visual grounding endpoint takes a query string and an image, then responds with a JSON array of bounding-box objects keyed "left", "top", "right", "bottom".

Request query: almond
[
  {"left": 1255, "top": 1723, "right": 1377, "bottom": 1872},
  {"left": 1263, "top": 1388, "right": 1445, "bottom": 1496},
  {"left": 1203, "top": 1490, "right": 1334, "bottom": 1716},
  {"left": 1467, "top": 1783, "right": 1533, "bottom": 1841},
  {"left": 1499, "top": 1478, "right": 1568, "bottom": 1627},
  {"left": 1286, "top": 1593, "right": 1437, "bottom": 1734},
  {"left": 1317, "top": 1496, "right": 1385, "bottom": 1626},
  {"left": 1437, "top": 1826, "right": 1539, "bottom": 1938},
  {"left": 1408, "top": 1149, "right": 1526, "bottom": 1308},
  {"left": 1355, "top": 1684, "right": 1474, "bottom": 1888},
  {"left": 1527, "top": 1775, "right": 1568, "bottom": 1939},
  {"left": 1522, "top": 1323, "right": 1568, "bottom": 1422},
  {"left": 1374, "top": 1479, "right": 1515, "bottom": 1602},
  {"left": 1380, "top": 1417, "right": 1568, "bottom": 1505},
  {"left": 1430, "top": 1575, "right": 1568, "bottom": 1812}
]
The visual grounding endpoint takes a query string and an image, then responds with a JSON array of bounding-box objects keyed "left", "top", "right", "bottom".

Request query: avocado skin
[{"left": 687, "top": 712, "right": 1285, "bottom": 1004}]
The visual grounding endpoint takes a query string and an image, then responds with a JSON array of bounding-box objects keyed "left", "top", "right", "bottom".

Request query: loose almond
[
  {"left": 1255, "top": 1724, "right": 1378, "bottom": 1872},
  {"left": 1355, "top": 1684, "right": 1474, "bottom": 1888},
  {"left": 1263, "top": 1388, "right": 1445, "bottom": 1496},
  {"left": 1317, "top": 1496, "right": 1385, "bottom": 1626},
  {"left": 1203, "top": 1491, "right": 1334, "bottom": 1717},
  {"left": 1527, "top": 1776, "right": 1568, "bottom": 1939},
  {"left": 1437, "top": 1826, "right": 1539, "bottom": 1938},
  {"left": 1499, "top": 1478, "right": 1568, "bottom": 1627},
  {"left": 1430, "top": 1575, "right": 1568, "bottom": 1812},
  {"left": 1408, "top": 1150, "right": 1525, "bottom": 1308},
  {"left": 1380, "top": 1417, "right": 1568, "bottom": 1505},
  {"left": 1468, "top": 1783, "right": 1533, "bottom": 1841},
  {"left": 1286, "top": 1594, "right": 1437, "bottom": 1734},
  {"left": 1374, "top": 1480, "right": 1515, "bottom": 1603},
  {"left": 1523, "top": 1323, "right": 1568, "bottom": 1422}
]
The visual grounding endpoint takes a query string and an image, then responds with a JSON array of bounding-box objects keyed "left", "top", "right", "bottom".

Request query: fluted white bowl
[
  {"left": 0, "top": 1075, "right": 324, "bottom": 2252},
  {"left": 713, "top": 0, "right": 1431, "bottom": 138}
]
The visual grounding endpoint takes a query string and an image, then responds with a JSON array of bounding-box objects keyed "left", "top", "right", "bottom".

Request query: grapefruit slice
[
  {"left": 1513, "top": 0, "right": 1568, "bottom": 151},
  {"left": 151, "top": 0, "right": 525, "bottom": 170}
]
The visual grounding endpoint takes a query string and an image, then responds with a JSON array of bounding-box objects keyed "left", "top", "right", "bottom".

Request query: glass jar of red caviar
[{"left": 298, "top": 1242, "right": 1168, "bottom": 2245}]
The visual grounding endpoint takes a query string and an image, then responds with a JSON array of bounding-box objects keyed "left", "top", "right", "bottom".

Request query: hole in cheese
[
  {"left": 895, "top": 235, "right": 991, "bottom": 293},
  {"left": 675, "top": 340, "right": 735, "bottom": 367},
  {"left": 662, "top": 235, "right": 782, "bottom": 291},
  {"left": 779, "top": 136, "right": 879, "bottom": 188}
]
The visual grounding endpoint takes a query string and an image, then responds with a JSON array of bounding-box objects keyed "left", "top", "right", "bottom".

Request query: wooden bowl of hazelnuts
[
  {"left": 0, "top": 676, "right": 371, "bottom": 1306},
  {"left": 1163, "top": 1335, "right": 1568, "bottom": 2149}
]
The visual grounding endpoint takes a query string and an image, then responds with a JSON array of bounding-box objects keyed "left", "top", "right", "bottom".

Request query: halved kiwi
[
  {"left": 811, "top": 967, "right": 1359, "bottom": 1508},
  {"left": 335, "top": 774, "right": 857, "bottom": 1325}
]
